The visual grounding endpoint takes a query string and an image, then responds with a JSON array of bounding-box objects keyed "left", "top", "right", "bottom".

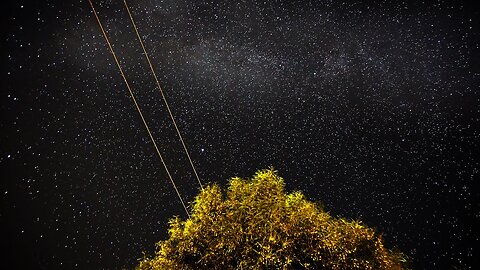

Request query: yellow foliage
[{"left": 136, "top": 169, "right": 407, "bottom": 270}]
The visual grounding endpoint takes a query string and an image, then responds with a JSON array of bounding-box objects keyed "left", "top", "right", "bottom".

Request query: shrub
[{"left": 136, "top": 169, "right": 407, "bottom": 270}]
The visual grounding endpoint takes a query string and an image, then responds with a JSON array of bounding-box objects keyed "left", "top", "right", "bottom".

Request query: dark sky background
[{"left": 2, "top": 0, "right": 479, "bottom": 269}]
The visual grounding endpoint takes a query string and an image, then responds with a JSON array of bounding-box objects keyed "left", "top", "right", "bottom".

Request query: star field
[{"left": 1, "top": 0, "right": 479, "bottom": 269}]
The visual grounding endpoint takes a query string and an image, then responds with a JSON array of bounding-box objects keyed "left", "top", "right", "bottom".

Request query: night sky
[{"left": 2, "top": 0, "right": 479, "bottom": 269}]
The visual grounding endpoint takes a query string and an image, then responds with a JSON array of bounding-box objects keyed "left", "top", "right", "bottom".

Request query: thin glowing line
[
  {"left": 123, "top": 0, "right": 204, "bottom": 191},
  {"left": 87, "top": 0, "right": 190, "bottom": 218}
]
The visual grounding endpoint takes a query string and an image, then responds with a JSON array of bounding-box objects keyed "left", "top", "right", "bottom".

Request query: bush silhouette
[{"left": 137, "top": 169, "right": 407, "bottom": 269}]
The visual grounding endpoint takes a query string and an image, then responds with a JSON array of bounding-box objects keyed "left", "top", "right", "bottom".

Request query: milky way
[{"left": 2, "top": 0, "right": 479, "bottom": 269}]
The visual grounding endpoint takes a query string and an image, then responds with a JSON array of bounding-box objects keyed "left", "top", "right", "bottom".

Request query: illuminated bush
[{"left": 137, "top": 169, "right": 407, "bottom": 270}]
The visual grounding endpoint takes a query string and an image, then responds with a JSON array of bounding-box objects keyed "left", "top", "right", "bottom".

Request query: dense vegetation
[{"left": 137, "top": 169, "right": 407, "bottom": 269}]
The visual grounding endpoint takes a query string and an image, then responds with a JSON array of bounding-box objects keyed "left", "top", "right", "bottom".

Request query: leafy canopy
[{"left": 137, "top": 169, "right": 407, "bottom": 270}]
